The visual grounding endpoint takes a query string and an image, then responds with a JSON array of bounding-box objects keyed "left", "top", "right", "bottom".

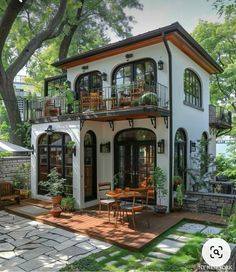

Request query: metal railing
[
  {"left": 209, "top": 105, "right": 232, "bottom": 127},
  {"left": 25, "top": 81, "right": 168, "bottom": 121}
]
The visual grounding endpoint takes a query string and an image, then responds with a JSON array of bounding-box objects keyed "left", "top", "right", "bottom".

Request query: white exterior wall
[{"left": 170, "top": 42, "right": 210, "bottom": 190}]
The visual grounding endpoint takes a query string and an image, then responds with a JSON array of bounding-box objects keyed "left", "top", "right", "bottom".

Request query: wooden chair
[
  {"left": 0, "top": 182, "right": 20, "bottom": 205},
  {"left": 97, "top": 182, "right": 116, "bottom": 221},
  {"left": 120, "top": 189, "right": 150, "bottom": 230}
]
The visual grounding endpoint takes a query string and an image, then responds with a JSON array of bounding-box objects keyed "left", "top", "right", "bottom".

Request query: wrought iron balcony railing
[
  {"left": 25, "top": 82, "right": 168, "bottom": 121},
  {"left": 209, "top": 105, "right": 232, "bottom": 129}
]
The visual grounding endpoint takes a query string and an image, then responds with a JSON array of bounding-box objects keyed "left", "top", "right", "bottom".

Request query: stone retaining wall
[
  {"left": 184, "top": 192, "right": 236, "bottom": 215},
  {"left": 0, "top": 156, "right": 31, "bottom": 182}
]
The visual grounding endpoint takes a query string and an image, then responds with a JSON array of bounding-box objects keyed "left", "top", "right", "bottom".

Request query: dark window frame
[
  {"left": 75, "top": 70, "right": 102, "bottom": 100},
  {"left": 37, "top": 132, "right": 73, "bottom": 196},
  {"left": 184, "top": 68, "right": 202, "bottom": 108},
  {"left": 112, "top": 58, "right": 157, "bottom": 86}
]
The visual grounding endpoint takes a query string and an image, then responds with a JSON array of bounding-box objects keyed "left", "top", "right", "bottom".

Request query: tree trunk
[{"left": 0, "top": 78, "right": 22, "bottom": 145}]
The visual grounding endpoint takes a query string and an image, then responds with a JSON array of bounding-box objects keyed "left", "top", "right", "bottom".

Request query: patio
[{"left": 5, "top": 199, "right": 224, "bottom": 251}]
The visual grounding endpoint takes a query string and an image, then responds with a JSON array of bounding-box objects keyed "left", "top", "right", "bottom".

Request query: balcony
[
  {"left": 25, "top": 82, "right": 169, "bottom": 123},
  {"left": 209, "top": 105, "right": 232, "bottom": 129}
]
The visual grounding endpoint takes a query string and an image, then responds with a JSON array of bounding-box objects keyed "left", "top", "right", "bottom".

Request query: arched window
[
  {"left": 184, "top": 69, "right": 201, "bottom": 107},
  {"left": 112, "top": 58, "right": 156, "bottom": 88},
  {"left": 38, "top": 132, "right": 73, "bottom": 196},
  {"left": 174, "top": 129, "right": 187, "bottom": 188},
  {"left": 84, "top": 131, "right": 97, "bottom": 202},
  {"left": 75, "top": 71, "right": 102, "bottom": 99}
]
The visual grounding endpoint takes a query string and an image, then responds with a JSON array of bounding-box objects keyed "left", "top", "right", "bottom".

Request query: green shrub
[{"left": 61, "top": 196, "right": 75, "bottom": 212}]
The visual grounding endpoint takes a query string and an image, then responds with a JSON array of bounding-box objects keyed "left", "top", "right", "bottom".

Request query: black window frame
[
  {"left": 75, "top": 70, "right": 102, "bottom": 100},
  {"left": 184, "top": 68, "right": 202, "bottom": 108},
  {"left": 112, "top": 58, "right": 157, "bottom": 87}
]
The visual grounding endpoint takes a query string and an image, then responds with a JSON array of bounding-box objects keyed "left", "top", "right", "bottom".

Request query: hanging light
[
  {"left": 45, "top": 125, "right": 54, "bottom": 136},
  {"left": 158, "top": 60, "right": 164, "bottom": 70},
  {"left": 157, "top": 139, "right": 165, "bottom": 154}
]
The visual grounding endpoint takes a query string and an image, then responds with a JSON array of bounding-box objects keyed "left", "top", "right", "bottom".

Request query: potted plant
[
  {"left": 61, "top": 196, "right": 75, "bottom": 212},
  {"left": 13, "top": 163, "right": 31, "bottom": 199},
  {"left": 151, "top": 166, "right": 168, "bottom": 213},
  {"left": 175, "top": 184, "right": 184, "bottom": 211},
  {"left": 140, "top": 92, "right": 158, "bottom": 105},
  {"left": 173, "top": 176, "right": 183, "bottom": 191},
  {"left": 50, "top": 206, "right": 62, "bottom": 218},
  {"left": 39, "top": 167, "right": 66, "bottom": 207}
]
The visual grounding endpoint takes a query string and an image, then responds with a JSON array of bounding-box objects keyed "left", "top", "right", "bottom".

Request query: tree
[
  {"left": 0, "top": 0, "right": 142, "bottom": 144},
  {"left": 192, "top": 10, "right": 236, "bottom": 134}
]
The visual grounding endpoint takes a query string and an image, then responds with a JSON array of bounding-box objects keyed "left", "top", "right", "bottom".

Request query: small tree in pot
[
  {"left": 151, "top": 166, "right": 168, "bottom": 213},
  {"left": 39, "top": 167, "right": 66, "bottom": 207},
  {"left": 175, "top": 184, "right": 184, "bottom": 211}
]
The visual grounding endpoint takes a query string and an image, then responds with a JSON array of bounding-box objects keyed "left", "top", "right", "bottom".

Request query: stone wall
[
  {"left": 184, "top": 192, "right": 236, "bottom": 215},
  {"left": 0, "top": 156, "right": 31, "bottom": 183}
]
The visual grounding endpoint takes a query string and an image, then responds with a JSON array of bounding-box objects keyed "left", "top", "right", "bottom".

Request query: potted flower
[
  {"left": 175, "top": 184, "right": 184, "bottom": 211},
  {"left": 151, "top": 166, "right": 168, "bottom": 213},
  {"left": 173, "top": 176, "right": 183, "bottom": 191},
  {"left": 39, "top": 167, "right": 66, "bottom": 207}
]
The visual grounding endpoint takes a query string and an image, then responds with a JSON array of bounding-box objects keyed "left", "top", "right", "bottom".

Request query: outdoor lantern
[
  {"left": 45, "top": 125, "right": 54, "bottom": 136},
  {"left": 190, "top": 140, "right": 196, "bottom": 152},
  {"left": 72, "top": 145, "right": 76, "bottom": 156},
  {"left": 125, "top": 53, "right": 133, "bottom": 60},
  {"left": 101, "top": 72, "right": 108, "bottom": 81},
  {"left": 158, "top": 60, "right": 164, "bottom": 70},
  {"left": 157, "top": 139, "right": 165, "bottom": 154},
  {"left": 82, "top": 65, "right": 89, "bottom": 71}
]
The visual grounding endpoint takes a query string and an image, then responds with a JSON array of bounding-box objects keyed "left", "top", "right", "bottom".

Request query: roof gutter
[{"left": 162, "top": 32, "right": 173, "bottom": 212}]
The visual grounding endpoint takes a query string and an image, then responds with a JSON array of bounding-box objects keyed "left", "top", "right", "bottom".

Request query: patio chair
[
  {"left": 97, "top": 182, "right": 117, "bottom": 222},
  {"left": 120, "top": 189, "right": 150, "bottom": 230}
]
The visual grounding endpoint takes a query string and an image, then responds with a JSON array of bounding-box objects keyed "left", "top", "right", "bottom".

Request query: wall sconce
[
  {"left": 190, "top": 140, "right": 196, "bottom": 152},
  {"left": 82, "top": 65, "right": 89, "bottom": 71},
  {"left": 100, "top": 142, "right": 111, "bottom": 153},
  {"left": 158, "top": 60, "right": 164, "bottom": 70},
  {"left": 72, "top": 145, "right": 76, "bottom": 156},
  {"left": 31, "top": 144, "right": 35, "bottom": 155},
  {"left": 157, "top": 139, "right": 165, "bottom": 154},
  {"left": 125, "top": 53, "right": 133, "bottom": 60},
  {"left": 101, "top": 72, "right": 108, "bottom": 81},
  {"left": 45, "top": 125, "right": 54, "bottom": 135}
]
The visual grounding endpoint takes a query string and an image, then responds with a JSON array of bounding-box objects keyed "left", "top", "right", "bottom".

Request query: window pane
[{"left": 184, "top": 69, "right": 201, "bottom": 107}]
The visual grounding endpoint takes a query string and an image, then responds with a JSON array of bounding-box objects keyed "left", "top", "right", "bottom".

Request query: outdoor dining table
[{"left": 106, "top": 188, "right": 148, "bottom": 226}]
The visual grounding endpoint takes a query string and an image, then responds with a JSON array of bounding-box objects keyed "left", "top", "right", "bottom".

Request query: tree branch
[
  {"left": 0, "top": 0, "right": 27, "bottom": 56},
  {"left": 6, "top": 0, "right": 66, "bottom": 79}
]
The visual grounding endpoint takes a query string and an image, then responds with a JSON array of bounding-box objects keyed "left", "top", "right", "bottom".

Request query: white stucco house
[{"left": 29, "top": 22, "right": 231, "bottom": 211}]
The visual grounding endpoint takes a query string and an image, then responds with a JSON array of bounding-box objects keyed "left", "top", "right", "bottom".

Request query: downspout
[{"left": 162, "top": 33, "right": 173, "bottom": 212}]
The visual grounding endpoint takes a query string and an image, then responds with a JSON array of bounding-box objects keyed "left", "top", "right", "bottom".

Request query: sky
[{"left": 110, "top": 0, "right": 223, "bottom": 42}]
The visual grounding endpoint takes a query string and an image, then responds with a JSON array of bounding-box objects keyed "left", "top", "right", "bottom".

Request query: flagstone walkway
[{"left": 0, "top": 211, "right": 111, "bottom": 272}]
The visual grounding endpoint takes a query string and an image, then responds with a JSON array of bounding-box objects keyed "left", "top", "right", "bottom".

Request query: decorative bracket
[
  {"left": 128, "top": 119, "right": 134, "bottom": 128},
  {"left": 80, "top": 119, "right": 85, "bottom": 130},
  {"left": 109, "top": 121, "right": 114, "bottom": 131},
  {"left": 163, "top": 117, "right": 168, "bottom": 129},
  {"left": 150, "top": 117, "right": 156, "bottom": 129}
]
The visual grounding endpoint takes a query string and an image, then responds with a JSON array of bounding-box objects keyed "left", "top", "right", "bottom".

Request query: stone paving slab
[
  {"left": 201, "top": 226, "right": 222, "bottom": 235},
  {"left": 106, "top": 260, "right": 117, "bottom": 266},
  {"left": 109, "top": 250, "right": 121, "bottom": 257},
  {"left": 148, "top": 251, "right": 171, "bottom": 259},
  {"left": 167, "top": 234, "right": 192, "bottom": 242},
  {"left": 177, "top": 223, "right": 206, "bottom": 234},
  {"left": 96, "top": 256, "right": 106, "bottom": 262},
  {"left": 0, "top": 211, "right": 111, "bottom": 272},
  {"left": 155, "top": 239, "right": 185, "bottom": 254}
]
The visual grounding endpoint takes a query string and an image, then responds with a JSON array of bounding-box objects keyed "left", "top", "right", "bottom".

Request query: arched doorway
[
  {"left": 114, "top": 128, "right": 156, "bottom": 188},
  {"left": 84, "top": 131, "right": 97, "bottom": 202},
  {"left": 174, "top": 128, "right": 187, "bottom": 189}
]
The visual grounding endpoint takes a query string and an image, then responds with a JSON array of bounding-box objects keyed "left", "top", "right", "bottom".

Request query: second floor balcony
[
  {"left": 26, "top": 81, "right": 169, "bottom": 122},
  {"left": 209, "top": 105, "right": 232, "bottom": 129}
]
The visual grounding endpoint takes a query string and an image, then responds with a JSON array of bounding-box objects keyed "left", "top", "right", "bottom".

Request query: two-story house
[{"left": 29, "top": 22, "right": 231, "bottom": 211}]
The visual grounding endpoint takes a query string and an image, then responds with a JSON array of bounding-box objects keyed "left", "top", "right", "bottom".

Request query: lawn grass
[{"left": 61, "top": 220, "right": 223, "bottom": 272}]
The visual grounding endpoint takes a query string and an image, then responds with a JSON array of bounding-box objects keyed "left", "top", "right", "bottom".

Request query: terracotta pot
[
  {"left": 52, "top": 195, "right": 62, "bottom": 207},
  {"left": 51, "top": 207, "right": 62, "bottom": 218}
]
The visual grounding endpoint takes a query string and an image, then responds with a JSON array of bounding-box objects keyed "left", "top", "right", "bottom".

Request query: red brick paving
[{"left": 6, "top": 199, "right": 224, "bottom": 251}]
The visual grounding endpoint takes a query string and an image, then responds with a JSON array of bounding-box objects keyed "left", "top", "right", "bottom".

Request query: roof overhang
[{"left": 53, "top": 22, "right": 222, "bottom": 74}]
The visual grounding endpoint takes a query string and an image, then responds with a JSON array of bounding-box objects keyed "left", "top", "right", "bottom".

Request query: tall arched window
[
  {"left": 38, "top": 132, "right": 73, "bottom": 195},
  {"left": 174, "top": 129, "right": 187, "bottom": 188},
  {"left": 184, "top": 69, "right": 201, "bottom": 107},
  {"left": 112, "top": 58, "right": 156, "bottom": 88},
  {"left": 84, "top": 131, "right": 97, "bottom": 202},
  {"left": 75, "top": 71, "right": 102, "bottom": 99}
]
